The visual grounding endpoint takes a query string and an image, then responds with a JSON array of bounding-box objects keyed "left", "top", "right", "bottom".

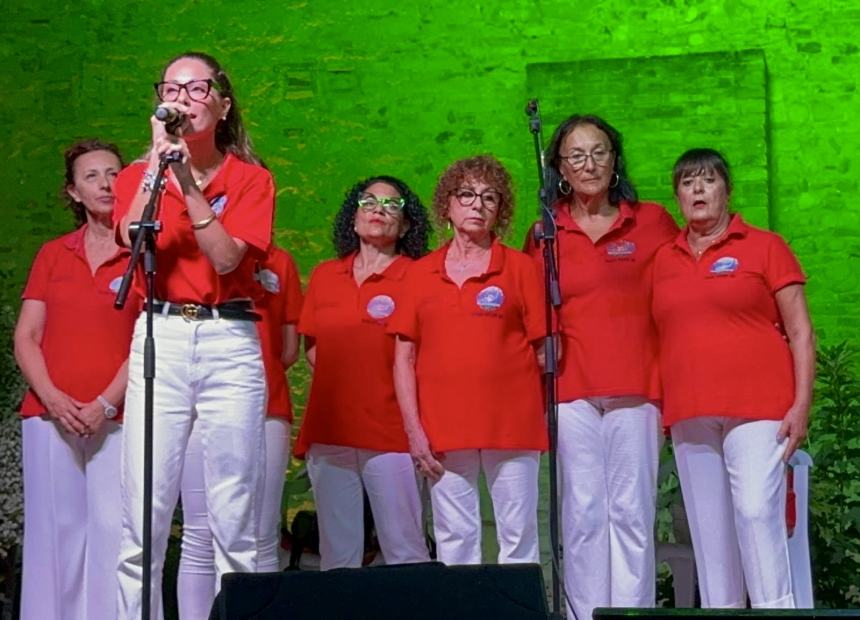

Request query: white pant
[
  {"left": 306, "top": 444, "right": 430, "bottom": 570},
  {"left": 117, "top": 314, "right": 266, "bottom": 620},
  {"left": 430, "top": 449, "right": 540, "bottom": 565},
  {"left": 557, "top": 397, "right": 661, "bottom": 620},
  {"left": 21, "top": 417, "right": 122, "bottom": 620},
  {"left": 672, "top": 416, "right": 794, "bottom": 608},
  {"left": 177, "top": 418, "right": 290, "bottom": 620}
]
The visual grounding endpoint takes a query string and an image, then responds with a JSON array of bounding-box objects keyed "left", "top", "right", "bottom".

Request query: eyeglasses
[
  {"left": 357, "top": 194, "right": 405, "bottom": 215},
  {"left": 453, "top": 188, "right": 502, "bottom": 210},
  {"left": 560, "top": 148, "right": 614, "bottom": 170},
  {"left": 154, "top": 79, "right": 221, "bottom": 103}
]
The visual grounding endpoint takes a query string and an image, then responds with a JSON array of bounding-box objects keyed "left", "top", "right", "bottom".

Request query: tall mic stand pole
[
  {"left": 115, "top": 151, "right": 179, "bottom": 620},
  {"left": 525, "top": 99, "right": 566, "bottom": 620}
]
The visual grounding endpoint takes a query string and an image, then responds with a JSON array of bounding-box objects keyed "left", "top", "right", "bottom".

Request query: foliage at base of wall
[
  {"left": 807, "top": 342, "right": 860, "bottom": 607},
  {"left": 0, "top": 306, "right": 24, "bottom": 560}
]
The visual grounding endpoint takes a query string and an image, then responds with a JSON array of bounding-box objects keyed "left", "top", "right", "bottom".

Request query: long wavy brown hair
[{"left": 147, "top": 52, "right": 264, "bottom": 167}]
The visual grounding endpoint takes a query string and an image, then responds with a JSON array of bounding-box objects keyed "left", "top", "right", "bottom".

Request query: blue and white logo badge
[
  {"left": 209, "top": 194, "right": 228, "bottom": 216},
  {"left": 606, "top": 239, "right": 637, "bottom": 258},
  {"left": 108, "top": 276, "right": 123, "bottom": 293},
  {"left": 367, "top": 295, "right": 396, "bottom": 320},
  {"left": 256, "top": 269, "right": 281, "bottom": 294},
  {"left": 476, "top": 286, "right": 505, "bottom": 311},
  {"left": 710, "top": 256, "right": 739, "bottom": 274}
]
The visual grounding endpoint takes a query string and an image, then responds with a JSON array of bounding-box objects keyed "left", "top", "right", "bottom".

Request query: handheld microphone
[{"left": 154, "top": 105, "right": 186, "bottom": 133}]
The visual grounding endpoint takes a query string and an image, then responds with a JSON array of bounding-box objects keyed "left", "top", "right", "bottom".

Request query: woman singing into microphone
[{"left": 113, "top": 52, "right": 273, "bottom": 620}]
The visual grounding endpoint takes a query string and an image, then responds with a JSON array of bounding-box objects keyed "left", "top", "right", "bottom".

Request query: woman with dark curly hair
[
  {"left": 524, "top": 115, "right": 678, "bottom": 620},
  {"left": 15, "top": 139, "right": 137, "bottom": 620},
  {"left": 390, "top": 155, "right": 547, "bottom": 565},
  {"left": 295, "top": 175, "right": 431, "bottom": 569}
]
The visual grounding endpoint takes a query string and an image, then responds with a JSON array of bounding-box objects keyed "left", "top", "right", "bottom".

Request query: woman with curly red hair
[{"left": 391, "top": 155, "right": 547, "bottom": 565}]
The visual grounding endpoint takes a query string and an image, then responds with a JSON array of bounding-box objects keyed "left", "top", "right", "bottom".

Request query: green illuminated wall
[
  {"left": 2, "top": 0, "right": 858, "bottom": 345},
  {"left": 3, "top": 1, "right": 860, "bottom": 607}
]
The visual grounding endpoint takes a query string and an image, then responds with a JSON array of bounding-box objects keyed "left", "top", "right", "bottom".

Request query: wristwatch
[{"left": 97, "top": 395, "right": 118, "bottom": 420}]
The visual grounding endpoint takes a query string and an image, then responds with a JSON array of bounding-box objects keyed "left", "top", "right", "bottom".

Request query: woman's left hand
[
  {"left": 777, "top": 403, "right": 809, "bottom": 462},
  {"left": 77, "top": 400, "right": 107, "bottom": 438}
]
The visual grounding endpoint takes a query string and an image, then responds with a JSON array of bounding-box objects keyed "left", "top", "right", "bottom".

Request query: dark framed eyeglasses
[
  {"left": 559, "top": 148, "right": 614, "bottom": 170},
  {"left": 357, "top": 194, "right": 406, "bottom": 215},
  {"left": 453, "top": 187, "right": 502, "bottom": 210},
  {"left": 154, "top": 79, "right": 221, "bottom": 103}
]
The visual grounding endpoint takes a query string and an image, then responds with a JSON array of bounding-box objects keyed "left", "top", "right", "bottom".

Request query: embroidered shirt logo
[
  {"left": 256, "top": 269, "right": 281, "bottom": 294},
  {"left": 108, "top": 276, "right": 123, "bottom": 293},
  {"left": 476, "top": 286, "right": 505, "bottom": 311},
  {"left": 209, "top": 194, "right": 228, "bottom": 216},
  {"left": 367, "top": 295, "right": 395, "bottom": 320},
  {"left": 606, "top": 239, "right": 637, "bottom": 258},
  {"left": 710, "top": 256, "right": 739, "bottom": 274}
]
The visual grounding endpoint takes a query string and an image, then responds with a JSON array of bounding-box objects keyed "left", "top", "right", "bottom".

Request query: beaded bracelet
[{"left": 141, "top": 171, "right": 166, "bottom": 193}]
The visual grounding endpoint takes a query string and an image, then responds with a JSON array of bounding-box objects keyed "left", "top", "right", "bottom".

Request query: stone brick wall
[{"left": 2, "top": 0, "right": 858, "bottom": 344}]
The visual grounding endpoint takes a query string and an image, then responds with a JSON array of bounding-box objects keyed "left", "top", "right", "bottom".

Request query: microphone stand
[
  {"left": 525, "top": 99, "right": 566, "bottom": 620},
  {"left": 115, "top": 151, "right": 178, "bottom": 620}
]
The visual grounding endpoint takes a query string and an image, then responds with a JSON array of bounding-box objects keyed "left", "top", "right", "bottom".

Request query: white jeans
[
  {"left": 21, "top": 417, "right": 122, "bottom": 620},
  {"left": 177, "top": 418, "right": 290, "bottom": 620},
  {"left": 429, "top": 449, "right": 540, "bottom": 565},
  {"left": 117, "top": 314, "right": 266, "bottom": 620},
  {"left": 672, "top": 416, "right": 794, "bottom": 608},
  {"left": 557, "top": 397, "right": 661, "bottom": 620},
  {"left": 306, "top": 444, "right": 430, "bottom": 570}
]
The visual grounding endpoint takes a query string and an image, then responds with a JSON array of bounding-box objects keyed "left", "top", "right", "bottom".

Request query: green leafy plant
[
  {"left": 806, "top": 342, "right": 860, "bottom": 607},
  {"left": 0, "top": 306, "right": 24, "bottom": 558}
]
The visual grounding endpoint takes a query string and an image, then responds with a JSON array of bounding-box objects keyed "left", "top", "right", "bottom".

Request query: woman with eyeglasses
[
  {"left": 113, "top": 52, "right": 274, "bottom": 619},
  {"left": 391, "top": 155, "right": 547, "bottom": 566},
  {"left": 523, "top": 115, "right": 678, "bottom": 619},
  {"left": 15, "top": 139, "right": 137, "bottom": 620},
  {"left": 295, "top": 176, "right": 431, "bottom": 570}
]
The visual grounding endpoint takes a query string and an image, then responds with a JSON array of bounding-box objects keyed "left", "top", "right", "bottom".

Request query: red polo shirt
[
  {"left": 525, "top": 200, "right": 678, "bottom": 402},
  {"left": 253, "top": 246, "right": 303, "bottom": 420},
  {"left": 294, "top": 254, "right": 412, "bottom": 458},
  {"left": 112, "top": 154, "right": 274, "bottom": 304},
  {"left": 19, "top": 226, "right": 140, "bottom": 418},
  {"left": 652, "top": 214, "right": 806, "bottom": 426},
  {"left": 388, "top": 240, "right": 548, "bottom": 453}
]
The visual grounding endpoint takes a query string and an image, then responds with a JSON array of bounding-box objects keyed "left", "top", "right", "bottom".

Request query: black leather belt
[{"left": 153, "top": 300, "right": 260, "bottom": 322}]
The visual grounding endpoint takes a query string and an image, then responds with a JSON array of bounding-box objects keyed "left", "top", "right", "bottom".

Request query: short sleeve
[
  {"left": 765, "top": 234, "right": 806, "bottom": 293},
  {"left": 298, "top": 267, "right": 319, "bottom": 338},
  {"left": 112, "top": 163, "right": 146, "bottom": 242},
  {"left": 282, "top": 251, "right": 303, "bottom": 324},
  {"left": 655, "top": 205, "right": 681, "bottom": 242},
  {"left": 21, "top": 243, "right": 54, "bottom": 301},
  {"left": 222, "top": 167, "right": 274, "bottom": 254},
  {"left": 519, "top": 254, "right": 547, "bottom": 342},
  {"left": 386, "top": 265, "right": 419, "bottom": 341}
]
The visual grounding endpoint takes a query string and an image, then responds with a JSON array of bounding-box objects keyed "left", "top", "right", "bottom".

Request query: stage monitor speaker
[
  {"left": 594, "top": 608, "right": 860, "bottom": 619},
  {"left": 211, "top": 561, "right": 549, "bottom": 619}
]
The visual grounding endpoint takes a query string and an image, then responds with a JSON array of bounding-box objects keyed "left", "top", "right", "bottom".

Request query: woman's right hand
[
  {"left": 41, "top": 387, "right": 87, "bottom": 436},
  {"left": 408, "top": 427, "right": 445, "bottom": 481},
  {"left": 149, "top": 103, "right": 195, "bottom": 184}
]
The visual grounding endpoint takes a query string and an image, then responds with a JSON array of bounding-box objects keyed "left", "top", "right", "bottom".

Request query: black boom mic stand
[
  {"left": 115, "top": 150, "right": 180, "bottom": 620},
  {"left": 525, "top": 99, "right": 569, "bottom": 620}
]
